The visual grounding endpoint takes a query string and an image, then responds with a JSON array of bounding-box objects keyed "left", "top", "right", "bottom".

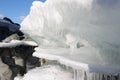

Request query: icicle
[
  {"left": 74, "top": 69, "right": 77, "bottom": 80},
  {"left": 84, "top": 72, "right": 87, "bottom": 80},
  {"left": 118, "top": 73, "right": 120, "bottom": 80},
  {"left": 99, "top": 74, "right": 103, "bottom": 80},
  {"left": 72, "top": 67, "right": 120, "bottom": 80},
  {"left": 94, "top": 73, "right": 100, "bottom": 80},
  {"left": 77, "top": 70, "right": 80, "bottom": 80},
  {"left": 73, "top": 69, "right": 86, "bottom": 80}
]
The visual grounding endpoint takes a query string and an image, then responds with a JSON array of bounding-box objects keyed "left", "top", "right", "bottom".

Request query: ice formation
[
  {"left": 21, "top": 0, "right": 120, "bottom": 75},
  {"left": 15, "top": 65, "right": 73, "bottom": 80}
]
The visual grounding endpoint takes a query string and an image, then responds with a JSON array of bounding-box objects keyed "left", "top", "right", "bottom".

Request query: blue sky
[{"left": 0, "top": 0, "right": 46, "bottom": 23}]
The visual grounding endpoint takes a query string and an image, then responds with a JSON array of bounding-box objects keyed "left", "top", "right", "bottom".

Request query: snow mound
[{"left": 15, "top": 65, "right": 73, "bottom": 80}]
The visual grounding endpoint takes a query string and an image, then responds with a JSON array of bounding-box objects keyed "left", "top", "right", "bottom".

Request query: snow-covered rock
[
  {"left": 21, "top": 0, "right": 120, "bottom": 74},
  {"left": 0, "top": 40, "right": 37, "bottom": 48}
]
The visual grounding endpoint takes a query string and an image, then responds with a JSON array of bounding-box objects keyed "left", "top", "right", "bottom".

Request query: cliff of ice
[{"left": 21, "top": 0, "right": 120, "bottom": 74}]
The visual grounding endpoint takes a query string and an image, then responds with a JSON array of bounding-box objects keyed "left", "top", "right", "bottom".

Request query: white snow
[
  {"left": 0, "top": 40, "right": 38, "bottom": 47},
  {"left": 14, "top": 65, "right": 73, "bottom": 80},
  {"left": 21, "top": 0, "right": 120, "bottom": 74}
]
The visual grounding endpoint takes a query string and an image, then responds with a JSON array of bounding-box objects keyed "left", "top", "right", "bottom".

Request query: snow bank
[
  {"left": 15, "top": 65, "right": 73, "bottom": 80},
  {"left": 21, "top": 0, "right": 120, "bottom": 74}
]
